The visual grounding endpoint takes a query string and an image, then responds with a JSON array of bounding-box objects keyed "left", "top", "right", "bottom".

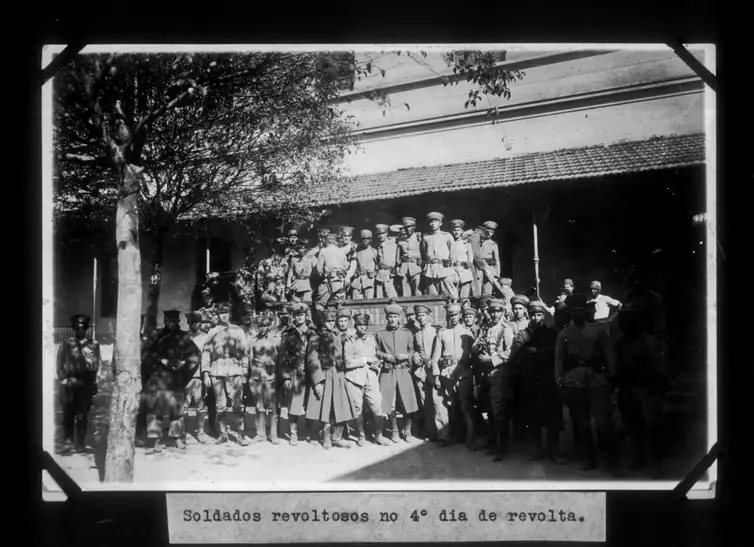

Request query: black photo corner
[{"left": 21, "top": 4, "right": 746, "bottom": 547}]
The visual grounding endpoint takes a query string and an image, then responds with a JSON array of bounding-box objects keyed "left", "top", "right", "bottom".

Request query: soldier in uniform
[
  {"left": 472, "top": 299, "right": 516, "bottom": 461},
  {"left": 421, "top": 212, "right": 457, "bottom": 298},
  {"left": 462, "top": 301, "right": 480, "bottom": 337},
  {"left": 563, "top": 279, "right": 575, "bottom": 296},
  {"left": 474, "top": 222, "right": 502, "bottom": 297},
  {"left": 546, "top": 288, "right": 571, "bottom": 331},
  {"left": 342, "top": 313, "right": 392, "bottom": 446},
  {"left": 430, "top": 302, "right": 476, "bottom": 449},
  {"left": 247, "top": 314, "right": 281, "bottom": 445},
  {"left": 449, "top": 219, "right": 475, "bottom": 298},
  {"left": 615, "top": 267, "right": 669, "bottom": 477},
  {"left": 375, "top": 302, "right": 419, "bottom": 443},
  {"left": 201, "top": 302, "right": 251, "bottom": 445},
  {"left": 278, "top": 302, "right": 316, "bottom": 445},
  {"left": 412, "top": 304, "right": 439, "bottom": 441},
  {"left": 313, "top": 233, "right": 350, "bottom": 316},
  {"left": 256, "top": 241, "right": 288, "bottom": 312},
  {"left": 555, "top": 294, "right": 620, "bottom": 474},
  {"left": 285, "top": 236, "right": 316, "bottom": 303},
  {"left": 142, "top": 310, "right": 201, "bottom": 452},
  {"left": 587, "top": 280, "right": 623, "bottom": 331},
  {"left": 272, "top": 302, "right": 292, "bottom": 335},
  {"left": 183, "top": 311, "right": 213, "bottom": 444},
  {"left": 338, "top": 226, "right": 358, "bottom": 262},
  {"left": 403, "top": 306, "right": 420, "bottom": 336},
  {"left": 374, "top": 224, "right": 400, "bottom": 298},
  {"left": 509, "top": 294, "right": 531, "bottom": 440},
  {"left": 306, "top": 309, "right": 358, "bottom": 450},
  {"left": 510, "top": 300, "right": 565, "bottom": 464},
  {"left": 57, "top": 314, "right": 102, "bottom": 453},
  {"left": 509, "top": 295, "right": 531, "bottom": 339},
  {"left": 349, "top": 229, "right": 378, "bottom": 300},
  {"left": 397, "top": 216, "right": 423, "bottom": 296}
]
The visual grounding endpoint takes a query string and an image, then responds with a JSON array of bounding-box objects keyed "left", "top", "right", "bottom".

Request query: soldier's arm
[
  {"left": 465, "top": 241, "right": 474, "bottom": 266},
  {"left": 373, "top": 332, "right": 395, "bottom": 363},
  {"left": 429, "top": 331, "right": 443, "bottom": 375},
  {"left": 305, "top": 335, "right": 325, "bottom": 385},
  {"left": 56, "top": 343, "right": 67, "bottom": 380},
  {"left": 200, "top": 335, "right": 213, "bottom": 376},
  {"left": 554, "top": 331, "right": 566, "bottom": 382}
]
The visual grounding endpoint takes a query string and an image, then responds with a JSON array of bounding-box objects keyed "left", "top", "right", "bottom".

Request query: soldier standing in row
[
  {"left": 473, "top": 299, "right": 516, "bottom": 462},
  {"left": 247, "top": 314, "right": 281, "bottom": 445},
  {"left": 286, "top": 235, "right": 316, "bottom": 303},
  {"left": 403, "top": 306, "right": 420, "bottom": 335},
  {"left": 314, "top": 233, "right": 350, "bottom": 316},
  {"left": 306, "top": 309, "right": 357, "bottom": 450},
  {"left": 272, "top": 302, "right": 291, "bottom": 335},
  {"left": 430, "top": 302, "right": 476, "bottom": 449},
  {"left": 421, "top": 212, "right": 457, "bottom": 298},
  {"left": 342, "top": 313, "right": 392, "bottom": 446},
  {"left": 375, "top": 303, "right": 419, "bottom": 443},
  {"left": 278, "top": 302, "right": 315, "bottom": 445},
  {"left": 201, "top": 302, "right": 250, "bottom": 445},
  {"left": 476, "top": 221, "right": 501, "bottom": 296},
  {"left": 450, "top": 219, "right": 475, "bottom": 298},
  {"left": 143, "top": 310, "right": 201, "bottom": 453},
  {"left": 184, "top": 311, "right": 212, "bottom": 444},
  {"left": 339, "top": 226, "right": 358, "bottom": 262},
  {"left": 511, "top": 300, "right": 565, "bottom": 464},
  {"left": 57, "top": 314, "right": 102, "bottom": 453},
  {"left": 397, "top": 217, "right": 423, "bottom": 296},
  {"left": 615, "top": 268, "right": 669, "bottom": 477},
  {"left": 509, "top": 294, "right": 530, "bottom": 440},
  {"left": 374, "top": 224, "right": 399, "bottom": 298},
  {"left": 412, "top": 304, "right": 438, "bottom": 441},
  {"left": 555, "top": 294, "right": 620, "bottom": 474},
  {"left": 349, "top": 229, "right": 378, "bottom": 300}
]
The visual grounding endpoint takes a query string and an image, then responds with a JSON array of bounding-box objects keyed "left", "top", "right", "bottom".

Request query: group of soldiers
[
  {"left": 248, "top": 212, "right": 507, "bottom": 316},
  {"left": 55, "top": 212, "right": 669, "bottom": 479}
]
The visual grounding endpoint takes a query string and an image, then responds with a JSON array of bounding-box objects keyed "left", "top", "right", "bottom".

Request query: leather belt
[
  {"left": 453, "top": 261, "right": 470, "bottom": 268},
  {"left": 429, "top": 258, "right": 451, "bottom": 266}
]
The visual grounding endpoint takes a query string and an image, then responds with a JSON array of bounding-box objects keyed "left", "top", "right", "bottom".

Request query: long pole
[
  {"left": 533, "top": 212, "right": 540, "bottom": 301},
  {"left": 205, "top": 239, "right": 211, "bottom": 276},
  {"left": 92, "top": 253, "right": 98, "bottom": 341}
]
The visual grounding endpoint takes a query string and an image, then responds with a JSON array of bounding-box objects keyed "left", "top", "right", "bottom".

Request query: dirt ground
[{"left": 47, "top": 360, "right": 707, "bottom": 491}]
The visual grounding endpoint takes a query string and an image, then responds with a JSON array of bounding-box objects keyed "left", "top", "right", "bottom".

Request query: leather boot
[
  {"left": 492, "top": 427, "right": 509, "bottom": 462},
  {"left": 249, "top": 413, "right": 265, "bottom": 444},
  {"left": 269, "top": 413, "right": 280, "bottom": 445},
  {"left": 547, "top": 428, "right": 565, "bottom": 464},
  {"left": 373, "top": 415, "right": 391, "bottom": 446},
  {"left": 75, "top": 416, "right": 89, "bottom": 452},
  {"left": 355, "top": 416, "right": 367, "bottom": 447},
  {"left": 289, "top": 417, "right": 299, "bottom": 446},
  {"left": 215, "top": 413, "right": 229, "bottom": 444},
  {"left": 195, "top": 411, "right": 212, "bottom": 444},
  {"left": 402, "top": 415, "right": 415, "bottom": 443},
  {"left": 307, "top": 418, "right": 320, "bottom": 444},
  {"left": 464, "top": 412, "right": 477, "bottom": 451},
  {"left": 322, "top": 423, "right": 333, "bottom": 450},
  {"left": 332, "top": 424, "right": 352, "bottom": 448},
  {"left": 389, "top": 413, "right": 401, "bottom": 444}
]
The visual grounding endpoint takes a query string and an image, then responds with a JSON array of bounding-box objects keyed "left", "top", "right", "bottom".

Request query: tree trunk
[
  {"left": 143, "top": 229, "right": 165, "bottom": 333},
  {"left": 104, "top": 163, "right": 143, "bottom": 483}
]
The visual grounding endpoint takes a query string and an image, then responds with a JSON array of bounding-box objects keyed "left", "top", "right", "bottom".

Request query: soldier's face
[
  {"left": 531, "top": 311, "right": 545, "bottom": 325},
  {"left": 377, "top": 232, "right": 387, "bottom": 243},
  {"left": 356, "top": 324, "right": 368, "bottom": 335},
  {"left": 341, "top": 233, "right": 352, "bottom": 245},
  {"left": 386, "top": 314, "right": 400, "bottom": 328},
  {"left": 165, "top": 319, "right": 180, "bottom": 331},
  {"left": 416, "top": 312, "right": 429, "bottom": 326},
  {"left": 219, "top": 312, "right": 230, "bottom": 324},
  {"left": 463, "top": 314, "right": 476, "bottom": 327},
  {"left": 429, "top": 219, "right": 441, "bottom": 231},
  {"left": 324, "top": 319, "right": 336, "bottom": 331},
  {"left": 361, "top": 237, "right": 371, "bottom": 247},
  {"left": 293, "top": 312, "right": 307, "bottom": 326},
  {"left": 405, "top": 225, "right": 415, "bottom": 235},
  {"left": 337, "top": 317, "right": 350, "bottom": 331},
  {"left": 258, "top": 325, "right": 271, "bottom": 337},
  {"left": 200, "top": 322, "right": 211, "bottom": 333},
  {"left": 490, "top": 310, "right": 504, "bottom": 323},
  {"left": 288, "top": 236, "right": 298, "bottom": 246},
  {"left": 512, "top": 304, "right": 527, "bottom": 319},
  {"left": 452, "top": 226, "right": 463, "bottom": 239},
  {"left": 448, "top": 313, "right": 460, "bottom": 327},
  {"left": 278, "top": 313, "right": 290, "bottom": 325},
  {"left": 73, "top": 325, "right": 87, "bottom": 339},
  {"left": 564, "top": 282, "right": 573, "bottom": 294},
  {"left": 590, "top": 286, "right": 601, "bottom": 298}
]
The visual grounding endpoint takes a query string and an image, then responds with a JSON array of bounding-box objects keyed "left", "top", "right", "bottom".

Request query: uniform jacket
[
  {"left": 375, "top": 326, "right": 419, "bottom": 415},
  {"left": 472, "top": 319, "right": 515, "bottom": 370},
  {"left": 342, "top": 331, "right": 379, "bottom": 388},
  {"left": 277, "top": 324, "right": 313, "bottom": 382},
  {"left": 421, "top": 230, "right": 453, "bottom": 278},
  {"left": 286, "top": 253, "right": 316, "bottom": 294},
  {"left": 397, "top": 232, "right": 423, "bottom": 278},
  {"left": 376, "top": 238, "right": 399, "bottom": 283},
  {"left": 201, "top": 323, "right": 250, "bottom": 378},
  {"left": 305, "top": 327, "right": 356, "bottom": 423},
  {"left": 450, "top": 238, "right": 475, "bottom": 284},
  {"left": 57, "top": 337, "right": 102, "bottom": 379},
  {"left": 249, "top": 331, "right": 281, "bottom": 381},
  {"left": 554, "top": 322, "right": 615, "bottom": 387},
  {"left": 316, "top": 245, "right": 350, "bottom": 279},
  {"left": 351, "top": 246, "right": 378, "bottom": 290},
  {"left": 430, "top": 324, "right": 475, "bottom": 379}
]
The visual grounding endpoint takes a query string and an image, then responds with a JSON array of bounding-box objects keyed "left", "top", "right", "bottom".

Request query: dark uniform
[
  {"left": 615, "top": 271, "right": 669, "bottom": 475},
  {"left": 278, "top": 302, "right": 316, "bottom": 445},
  {"left": 247, "top": 315, "right": 281, "bottom": 444},
  {"left": 306, "top": 310, "right": 359, "bottom": 449},
  {"left": 375, "top": 224, "right": 399, "bottom": 298},
  {"left": 184, "top": 311, "right": 212, "bottom": 444},
  {"left": 142, "top": 310, "right": 201, "bottom": 451},
  {"left": 397, "top": 217, "right": 423, "bottom": 296},
  {"left": 200, "top": 302, "right": 250, "bottom": 444},
  {"left": 375, "top": 303, "right": 419, "bottom": 442},
  {"left": 510, "top": 300, "right": 564, "bottom": 463},
  {"left": 509, "top": 294, "right": 531, "bottom": 441},
  {"left": 412, "top": 305, "right": 438, "bottom": 440},
  {"left": 555, "top": 294, "right": 619, "bottom": 472},
  {"left": 57, "top": 314, "right": 102, "bottom": 452}
]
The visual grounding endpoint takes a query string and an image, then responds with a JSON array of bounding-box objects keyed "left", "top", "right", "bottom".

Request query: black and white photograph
[{"left": 42, "top": 43, "right": 717, "bottom": 495}]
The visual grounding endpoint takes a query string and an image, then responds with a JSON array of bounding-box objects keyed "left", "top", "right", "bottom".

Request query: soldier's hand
[
  {"left": 396, "top": 353, "right": 409, "bottom": 362},
  {"left": 384, "top": 355, "right": 396, "bottom": 364},
  {"left": 203, "top": 373, "right": 212, "bottom": 389},
  {"left": 91, "top": 383, "right": 98, "bottom": 395},
  {"left": 433, "top": 377, "right": 441, "bottom": 391},
  {"left": 282, "top": 379, "right": 292, "bottom": 391},
  {"left": 313, "top": 383, "right": 324, "bottom": 400}
]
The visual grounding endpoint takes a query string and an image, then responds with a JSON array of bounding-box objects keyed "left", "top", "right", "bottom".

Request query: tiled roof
[{"left": 310, "top": 133, "right": 705, "bottom": 205}]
